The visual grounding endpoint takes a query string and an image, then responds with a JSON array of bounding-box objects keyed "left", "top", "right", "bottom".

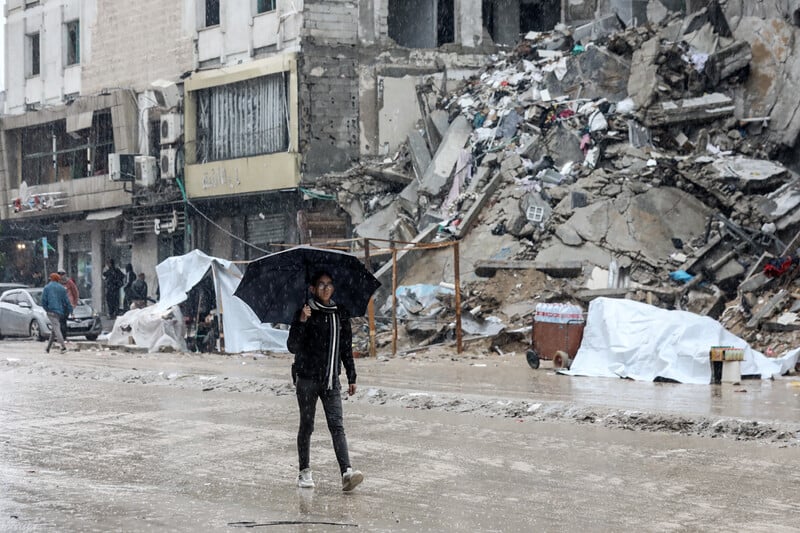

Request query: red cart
[{"left": 525, "top": 303, "right": 585, "bottom": 370}]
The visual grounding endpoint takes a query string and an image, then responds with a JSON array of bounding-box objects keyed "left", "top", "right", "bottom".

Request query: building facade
[{"left": 0, "top": 0, "right": 592, "bottom": 313}]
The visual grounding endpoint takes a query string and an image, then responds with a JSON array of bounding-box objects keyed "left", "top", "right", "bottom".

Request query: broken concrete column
[
  {"left": 419, "top": 115, "right": 472, "bottom": 198},
  {"left": 427, "top": 110, "right": 450, "bottom": 153},
  {"left": 455, "top": 170, "right": 504, "bottom": 238},
  {"left": 407, "top": 129, "right": 432, "bottom": 181}
]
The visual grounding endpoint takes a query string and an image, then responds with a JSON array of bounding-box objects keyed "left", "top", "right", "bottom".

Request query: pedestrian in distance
[
  {"left": 102, "top": 259, "right": 125, "bottom": 318},
  {"left": 129, "top": 273, "right": 149, "bottom": 309},
  {"left": 56, "top": 270, "right": 77, "bottom": 342},
  {"left": 42, "top": 273, "right": 72, "bottom": 354},
  {"left": 59, "top": 269, "right": 80, "bottom": 308},
  {"left": 122, "top": 263, "right": 136, "bottom": 311},
  {"left": 287, "top": 271, "right": 364, "bottom": 492}
]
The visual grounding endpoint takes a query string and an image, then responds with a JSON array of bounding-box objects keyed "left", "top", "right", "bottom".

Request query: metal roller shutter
[{"left": 246, "top": 213, "right": 286, "bottom": 246}]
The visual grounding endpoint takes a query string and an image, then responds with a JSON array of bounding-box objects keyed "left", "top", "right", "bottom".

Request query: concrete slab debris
[
  {"left": 644, "top": 93, "right": 735, "bottom": 127},
  {"left": 419, "top": 115, "right": 472, "bottom": 198},
  {"left": 407, "top": 129, "right": 432, "bottom": 181}
]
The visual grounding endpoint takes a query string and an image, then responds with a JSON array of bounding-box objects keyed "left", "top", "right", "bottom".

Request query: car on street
[
  {"left": 0, "top": 288, "right": 102, "bottom": 341},
  {"left": 67, "top": 298, "right": 102, "bottom": 341},
  {"left": 0, "top": 288, "right": 51, "bottom": 340},
  {"left": 0, "top": 282, "right": 31, "bottom": 292}
]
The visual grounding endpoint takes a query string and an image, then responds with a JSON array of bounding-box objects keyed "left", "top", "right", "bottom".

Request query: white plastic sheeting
[
  {"left": 109, "top": 250, "right": 288, "bottom": 353},
  {"left": 566, "top": 298, "right": 800, "bottom": 384},
  {"left": 107, "top": 306, "right": 188, "bottom": 353}
]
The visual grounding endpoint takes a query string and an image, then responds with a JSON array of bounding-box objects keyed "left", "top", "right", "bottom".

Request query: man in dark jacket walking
[
  {"left": 287, "top": 271, "right": 364, "bottom": 492},
  {"left": 42, "top": 272, "right": 73, "bottom": 354}
]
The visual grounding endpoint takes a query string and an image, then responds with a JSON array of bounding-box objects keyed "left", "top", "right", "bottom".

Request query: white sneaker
[
  {"left": 297, "top": 468, "right": 315, "bottom": 489},
  {"left": 341, "top": 467, "right": 363, "bottom": 492}
]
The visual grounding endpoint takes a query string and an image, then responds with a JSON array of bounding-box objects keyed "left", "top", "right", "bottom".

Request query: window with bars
[
  {"left": 195, "top": 73, "right": 289, "bottom": 164},
  {"left": 65, "top": 20, "right": 80, "bottom": 66},
  {"left": 26, "top": 33, "right": 40, "bottom": 77}
]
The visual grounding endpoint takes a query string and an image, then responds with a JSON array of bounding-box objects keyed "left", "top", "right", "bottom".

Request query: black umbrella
[{"left": 234, "top": 245, "right": 381, "bottom": 324}]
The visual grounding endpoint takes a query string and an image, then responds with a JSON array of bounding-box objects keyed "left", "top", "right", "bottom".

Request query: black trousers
[
  {"left": 295, "top": 377, "right": 351, "bottom": 474},
  {"left": 105, "top": 291, "right": 118, "bottom": 317}
]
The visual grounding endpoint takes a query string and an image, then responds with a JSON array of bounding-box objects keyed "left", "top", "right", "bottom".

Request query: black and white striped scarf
[{"left": 308, "top": 298, "right": 340, "bottom": 389}]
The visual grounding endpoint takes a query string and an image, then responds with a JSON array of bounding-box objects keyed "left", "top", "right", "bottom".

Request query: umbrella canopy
[{"left": 234, "top": 245, "right": 381, "bottom": 324}]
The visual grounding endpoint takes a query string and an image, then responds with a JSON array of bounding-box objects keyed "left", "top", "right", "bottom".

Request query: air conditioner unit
[
  {"left": 160, "top": 148, "right": 178, "bottom": 179},
  {"left": 160, "top": 113, "right": 183, "bottom": 145},
  {"left": 108, "top": 153, "right": 136, "bottom": 182},
  {"left": 151, "top": 79, "right": 182, "bottom": 110},
  {"left": 134, "top": 156, "right": 158, "bottom": 188}
]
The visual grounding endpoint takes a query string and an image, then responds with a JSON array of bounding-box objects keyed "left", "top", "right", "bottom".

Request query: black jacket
[{"left": 287, "top": 302, "right": 356, "bottom": 386}]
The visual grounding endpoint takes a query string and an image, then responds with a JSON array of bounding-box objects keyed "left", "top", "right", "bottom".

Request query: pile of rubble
[{"left": 319, "top": 2, "right": 800, "bottom": 359}]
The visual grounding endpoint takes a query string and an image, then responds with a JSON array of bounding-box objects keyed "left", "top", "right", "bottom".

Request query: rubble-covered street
[
  {"left": 311, "top": 2, "right": 800, "bottom": 367},
  {"left": 2, "top": 341, "right": 800, "bottom": 531}
]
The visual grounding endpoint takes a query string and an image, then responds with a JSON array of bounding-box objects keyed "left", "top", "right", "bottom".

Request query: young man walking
[{"left": 287, "top": 271, "right": 364, "bottom": 492}]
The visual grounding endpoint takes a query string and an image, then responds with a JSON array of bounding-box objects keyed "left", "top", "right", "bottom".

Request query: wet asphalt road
[{"left": 1, "top": 340, "right": 800, "bottom": 532}]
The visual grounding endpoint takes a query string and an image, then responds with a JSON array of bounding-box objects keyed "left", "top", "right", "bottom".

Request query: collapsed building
[{"left": 313, "top": 1, "right": 800, "bottom": 359}]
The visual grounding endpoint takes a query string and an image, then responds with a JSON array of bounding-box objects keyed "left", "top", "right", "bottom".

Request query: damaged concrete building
[
  {"left": 315, "top": 0, "right": 800, "bottom": 358},
  {"left": 0, "top": 0, "right": 581, "bottom": 314}
]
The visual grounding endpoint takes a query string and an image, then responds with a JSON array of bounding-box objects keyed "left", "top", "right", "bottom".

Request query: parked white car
[
  {"left": 0, "top": 288, "right": 103, "bottom": 341},
  {"left": 0, "top": 288, "right": 51, "bottom": 340}
]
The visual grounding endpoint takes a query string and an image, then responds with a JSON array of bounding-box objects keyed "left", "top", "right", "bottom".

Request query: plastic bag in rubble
[
  {"left": 616, "top": 98, "right": 635, "bottom": 115},
  {"left": 584, "top": 146, "right": 600, "bottom": 168},
  {"left": 588, "top": 110, "right": 608, "bottom": 132}
]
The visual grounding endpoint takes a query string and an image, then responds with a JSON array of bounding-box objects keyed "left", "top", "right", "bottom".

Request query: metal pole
[
  {"left": 364, "top": 238, "right": 376, "bottom": 357},
  {"left": 454, "top": 241, "right": 462, "bottom": 354},
  {"left": 211, "top": 263, "right": 225, "bottom": 353},
  {"left": 392, "top": 246, "right": 398, "bottom": 356}
]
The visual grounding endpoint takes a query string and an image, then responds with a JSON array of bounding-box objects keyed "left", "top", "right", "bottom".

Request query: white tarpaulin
[
  {"left": 109, "top": 250, "right": 288, "bottom": 353},
  {"left": 107, "top": 305, "right": 188, "bottom": 353},
  {"left": 566, "top": 297, "right": 800, "bottom": 384}
]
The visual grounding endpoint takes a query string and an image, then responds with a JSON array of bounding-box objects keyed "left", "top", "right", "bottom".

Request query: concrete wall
[
  {"left": 299, "top": 1, "right": 361, "bottom": 177},
  {"left": 299, "top": 42, "right": 360, "bottom": 177},
  {"left": 5, "top": 0, "right": 96, "bottom": 114},
  {"left": 81, "top": 0, "right": 194, "bottom": 95},
  {"left": 456, "top": 0, "right": 484, "bottom": 48},
  {"left": 303, "top": 0, "right": 360, "bottom": 45},
  {"left": 196, "top": 0, "right": 303, "bottom": 66}
]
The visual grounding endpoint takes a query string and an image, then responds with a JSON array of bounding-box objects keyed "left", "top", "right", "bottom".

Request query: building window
[
  {"left": 65, "top": 20, "right": 80, "bottom": 66},
  {"left": 205, "top": 0, "right": 220, "bottom": 27},
  {"left": 195, "top": 73, "right": 289, "bottom": 163},
  {"left": 16, "top": 111, "right": 115, "bottom": 188},
  {"left": 26, "top": 33, "right": 40, "bottom": 77},
  {"left": 388, "top": 0, "right": 454, "bottom": 48},
  {"left": 257, "top": 0, "right": 276, "bottom": 13}
]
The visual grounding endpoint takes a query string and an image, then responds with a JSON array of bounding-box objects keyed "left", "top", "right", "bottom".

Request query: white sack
[{"left": 566, "top": 298, "right": 799, "bottom": 384}]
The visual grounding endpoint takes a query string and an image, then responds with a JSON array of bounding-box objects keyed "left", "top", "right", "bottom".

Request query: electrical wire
[{"left": 183, "top": 198, "right": 271, "bottom": 255}]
